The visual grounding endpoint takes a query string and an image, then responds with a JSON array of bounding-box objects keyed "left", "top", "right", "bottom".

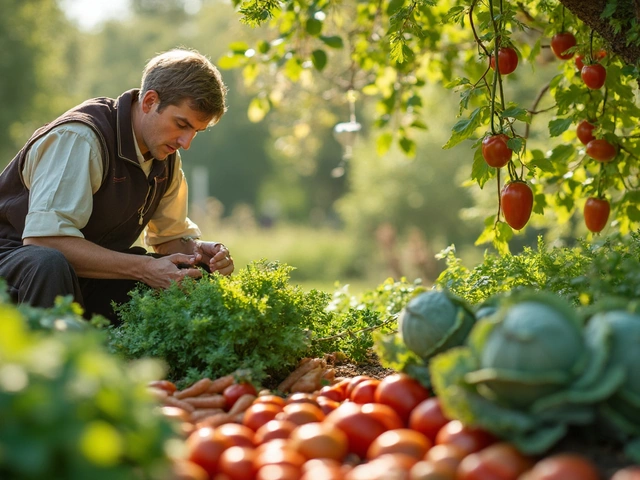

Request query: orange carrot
[
  {"left": 174, "top": 378, "right": 214, "bottom": 399},
  {"left": 183, "top": 394, "right": 226, "bottom": 409},
  {"left": 148, "top": 380, "right": 178, "bottom": 395},
  {"left": 228, "top": 394, "right": 257, "bottom": 416},
  {"left": 190, "top": 408, "right": 225, "bottom": 421},
  {"left": 163, "top": 395, "right": 195, "bottom": 413},
  {"left": 196, "top": 412, "right": 234, "bottom": 429},
  {"left": 206, "top": 374, "right": 235, "bottom": 394}
]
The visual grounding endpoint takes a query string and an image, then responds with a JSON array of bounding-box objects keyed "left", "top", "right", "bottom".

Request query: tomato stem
[
  {"left": 596, "top": 163, "right": 604, "bottom": 198},
  {"left": 496, "top": 167, "right": 502, "bottom": 227}
]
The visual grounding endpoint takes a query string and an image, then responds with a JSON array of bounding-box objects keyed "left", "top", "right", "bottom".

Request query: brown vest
[{"left": 0, "top": 89, "right": 175, "bottom": 252}]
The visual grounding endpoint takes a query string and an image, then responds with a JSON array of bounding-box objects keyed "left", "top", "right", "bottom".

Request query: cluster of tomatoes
[
  {"left": 483, "top": 32, "right": 614, "bottom": 234},
  {"left": 172, "top": 372, "right": 638, "bottom": 480}
]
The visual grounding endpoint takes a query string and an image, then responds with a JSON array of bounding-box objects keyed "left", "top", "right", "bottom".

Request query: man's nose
[{"left": 178, "top": 132, "right": 196, "bottom": 150}]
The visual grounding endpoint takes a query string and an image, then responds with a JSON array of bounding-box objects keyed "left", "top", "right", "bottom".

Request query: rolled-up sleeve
[
  {"left": 144, "top": 152, "right": 201, "bottom": 246},
  {"left": 22, "top": 123, "right": 103, "bottom": 239}
]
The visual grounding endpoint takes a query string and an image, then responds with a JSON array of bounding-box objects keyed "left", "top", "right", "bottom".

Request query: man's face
[{"left": 138, "top": 91, "right": 211, "bottom": 160}]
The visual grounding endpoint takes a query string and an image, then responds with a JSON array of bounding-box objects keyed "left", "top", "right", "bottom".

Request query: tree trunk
[{"left": 559, "top": 0, "right": 640, "bottom": 65}]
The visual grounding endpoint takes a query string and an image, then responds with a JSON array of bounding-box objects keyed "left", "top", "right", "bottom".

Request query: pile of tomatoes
[{"left": 170, "top": 372, "right": 639, "bottom": 480}]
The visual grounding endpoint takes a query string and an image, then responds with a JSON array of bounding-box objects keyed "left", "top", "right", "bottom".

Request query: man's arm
[{"left": 24, "top": 236, "right": 203, "bottom": 289}]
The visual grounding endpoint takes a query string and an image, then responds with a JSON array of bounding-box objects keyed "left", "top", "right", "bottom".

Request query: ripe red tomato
[
  {"left": 457, "top": 443, "right": 533, "bottom": 480},
  {"left": 576, "top": 50, "right": 606, "bottom": 71},
  {"left": 501, "top": 181, "right": 533, "bottom": 230},
  {"left": 576, "top": 120, "right": 595, "bottom": 145},
  {"left": 550, "top": 32, "right": 577, "bottom": 59},
  {"left": 254, "top": 419, "right": 297, "bottom": 444},
  {"left": 490, "top": 47, "right": 518, "bottom": 75},
  {"left": 223, "top": 382, "right": 258, "bottom": 409},
  {"left": 278, "top": 402, "right": 325, "bottom": 426},
  {"left": 350, "top": 379, "right": 381, "bottom": 404},
  {"left": 374, "top": 373, "right": 430, "bottom": 423},
  {"left": 409, "top": 397, "right": 450, "bottom": 443},
  {"left": 410, "top": 459, "right": 457, "bottom": 479},
  {"left": 482, "top": 134, "right": 512, "bottom": 168},
  {"left": 186, "top": 427, "right": 234, "bottom": 475},
  {"left": 366, "top": 428, "right": 432, "bottom": 460},
  {"left": 361, "top": 402, "right": 404, "bottom": 431},
  {"left": 243, "top": 402, "right": 283, "bottom": 431},
  {"left": 345, "top": 375, "right": 373, "bottom": 398},
  {"left": 435, "top": 420, "right": 496, "bottom": 455},
  {"left": 581, "top": 63, "right": 607, "bottom": 89},
  {"left": 586, "top": 138, "right": 617, "bottom": 162},
  {"left": 289, "top": 421, "right": 349, "bottom": 461},
  {"left": 317, "top": 383, "right": 346, "bottom": 402},
  {"left": 325, "top": 403, "right": 388, "bottom": 458},
  {"left": 611, "top": 466, "right": 640, "bottom": 480},
  {"left": 218, "top": 446, "right": 257, "bottom": 480},
  {"left": 216, "top": 422, "right": 256, "bottom": 448},
  {"left": 584, "top": 197, "right": 610, "bottom": 233},
  {"left": 522, "top": 453, "right": 599, "bottom": 480}
]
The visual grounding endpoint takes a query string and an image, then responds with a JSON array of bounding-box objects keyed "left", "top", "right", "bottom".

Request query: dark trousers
[{"left": 0, "top": 243, "right": 146, "bottom": 326}]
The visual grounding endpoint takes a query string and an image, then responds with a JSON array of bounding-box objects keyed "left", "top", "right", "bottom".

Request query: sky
[{"left": 59, "top": 0, "right": 132, "bottom": 30}]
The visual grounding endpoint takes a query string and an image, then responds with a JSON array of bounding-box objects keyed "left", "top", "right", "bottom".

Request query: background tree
[
  {"left": 0, "top": 0, "right": 80, "bottom": 164},
  {"left": 222, "top": 0, "right": 640, "bottom": 252}
]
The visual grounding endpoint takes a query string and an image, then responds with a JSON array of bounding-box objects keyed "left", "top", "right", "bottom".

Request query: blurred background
[{"left": 2, "top": 0, "right": 557, "bottom": 292}]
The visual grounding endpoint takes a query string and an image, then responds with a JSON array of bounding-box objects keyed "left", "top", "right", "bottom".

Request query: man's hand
[
  {"left": 194, "top": 241, "right": 234, "bottom": 275},
  {"left": 142, "top": 253, "right": 204, "bottom": 289}
]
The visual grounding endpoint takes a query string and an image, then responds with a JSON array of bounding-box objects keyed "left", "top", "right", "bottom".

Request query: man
[{"left": 0, "top": 48, "right": 234, "bottom": 323}]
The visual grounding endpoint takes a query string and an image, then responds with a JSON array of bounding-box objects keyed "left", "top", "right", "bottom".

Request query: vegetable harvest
[{"left": 430, "top": 291, "right": 627, "bottom": 454}]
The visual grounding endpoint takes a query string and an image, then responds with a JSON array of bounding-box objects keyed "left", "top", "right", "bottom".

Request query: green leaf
[
  {"left": 311, "top": 49, "right": 327, "bottom": 71},
  {"left": 377, "top": 132, "right": 393, "bottom": 156},
  {"left": 475, "top": 216, "right": 497, "bottom": 246},
  {"left": 284, "top": 56, "right": 303, "bottom": 81},
  {"left": 493, "top": 222, "right": 513, "bottom": 255},
  {"left": 548, "top": 118, "right": 573, "bottom": 137},
  {"left": 472, "top": 145, "right": 492, "bottom": 188},
  {"left": 247, "top": 97, "right": 270, "bottom": 122},
  {"left": 443, "top": 5, "right": 466, "bottom": 23},
  {"left": 320, "top": 35, "right": 343, "bottom": 48},
  {"left": 549, "top": 144, "right": 576, "bottom": 165},
  {"left": 228, "top": 41, "right": 250, "bottom": 53},
  {"left": 257, "top": 40, "right": 270, "bottom": 54},
  {"left": 399, "top": 136, "right": 416, "bottom": 156},
  {"left": 443, "top": 107, "right": 486, "bottom": 149},
  {"left": 305, "top": 18, "right": 322, "bottom": 36},
  {"left": 501, "top": 106, "right": 530, "bottom": 123},
  {"left": 528, "top": 149, "right": 556, "bottom": 173},
  {"left": 217, "top": 53, "right": 245, "bottom": 70}
]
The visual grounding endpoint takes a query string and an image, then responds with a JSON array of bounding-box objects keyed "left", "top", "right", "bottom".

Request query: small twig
[
  {"left": 314, "top": 314, "right": 399, "bottom": 342},
  {"left": 524, "top": 81, "right": 551, "bottom": 140}
]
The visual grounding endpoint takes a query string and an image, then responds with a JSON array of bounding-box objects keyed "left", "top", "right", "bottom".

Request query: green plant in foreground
[{"left": 0, "top": 302, "right": 174, "bottom": 480}]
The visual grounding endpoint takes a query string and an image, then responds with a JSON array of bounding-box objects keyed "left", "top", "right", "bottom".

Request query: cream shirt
[{"left": 22, "top": 122, "right": 201, "bottom": 247}]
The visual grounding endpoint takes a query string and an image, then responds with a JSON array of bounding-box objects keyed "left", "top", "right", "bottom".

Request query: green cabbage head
[{"left": 398, "top": 289, "right": 475, "bottom": 360}]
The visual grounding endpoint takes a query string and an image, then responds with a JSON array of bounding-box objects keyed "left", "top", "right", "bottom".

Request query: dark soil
[{"left": 332, "top": 351, "right": 639, "bottom": 479}]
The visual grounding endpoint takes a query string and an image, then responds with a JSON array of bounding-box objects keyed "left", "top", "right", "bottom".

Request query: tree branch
[{"left": 558, "top": 0, "right": 640, "bottom": 65}]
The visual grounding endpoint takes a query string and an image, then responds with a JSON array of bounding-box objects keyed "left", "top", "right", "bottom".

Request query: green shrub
[
  {"left": 109, "top": 261, "right": 336, "bottom": 386},
  {"left": 435, "top": 233, "right": 640, "bottom": 307},
  {"left": 0, "top": 302, "right": 174, "bottom": 480}
]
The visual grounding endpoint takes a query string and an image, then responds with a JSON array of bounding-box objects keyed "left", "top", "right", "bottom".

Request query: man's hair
[{"left": 140, "top": 48, "right": 228, "bottom": 125}]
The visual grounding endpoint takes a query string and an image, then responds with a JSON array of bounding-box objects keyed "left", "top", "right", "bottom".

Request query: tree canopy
[{"left": 222, "top": 0, "right": 640, "bottom": 252}]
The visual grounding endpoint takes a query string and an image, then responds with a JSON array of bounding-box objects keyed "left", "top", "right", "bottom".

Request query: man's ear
[{"left": 141, "top": 90, "right": 159, "bottom": 114}]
